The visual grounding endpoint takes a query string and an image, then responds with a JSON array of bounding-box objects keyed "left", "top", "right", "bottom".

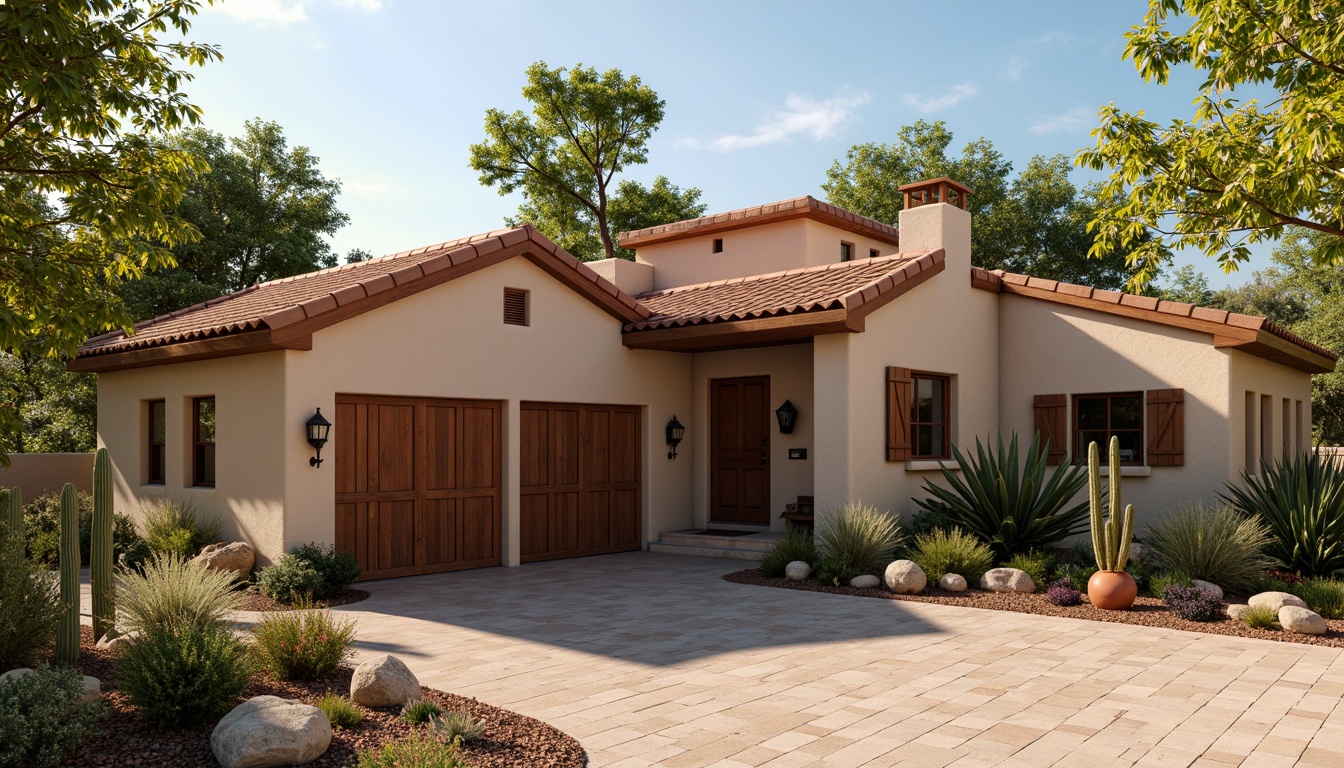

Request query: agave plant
[
  {"left": 1221, "top": 450, "right": 1344, "bottom": 578},
  {"left": 913, "top": 432, "right": 1090, "bottom": 561}
]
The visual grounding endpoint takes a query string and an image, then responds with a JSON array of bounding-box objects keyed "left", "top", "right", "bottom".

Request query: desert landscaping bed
[
  {"left": 236, "top": 588, "right": 371, "bottom": 612},
  {"left": 63, "top": 627, "right": 584, "bottom": 768},
  {"left": 725, "top": 569, "right": 1344, "bottom": 649}
]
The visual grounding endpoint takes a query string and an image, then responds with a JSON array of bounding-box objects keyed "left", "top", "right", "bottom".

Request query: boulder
[
  {"left": 96, "top": 629, "right": 142, "bottom": 654},
  {"left": 350, "top": 655, "right": 420, "bottom": 708},
  {"left": 194, "top": 542, "right": 255, "bottom": 580},
  {"left": 0, "top": 668, "right": 32, "bottom": 684},
  {"left": 784, "top": 561, "right": 811, "bottom": 581},
  {"left": 849, "top": 574, "right": 880, "bottom": 589},
  {"left": 1191, "top": 580, "right": 1224, "bottom": 600},
  {"left": 1248, "top": 591, "right": 1307, "bottom": 612},
  {"left": 883, "top": 560, "right": 927, "bottom": 594},
  {"left": 211, "top": 695, "right": 332, "bottom": 768},
  {"left": 80, "top": 676, "right": 100, "bottom": 705},
  {"left": 939, "top": 573, "right": 968, "bottom": 592},
  {"left": 1279, "top": 606, "right": 1328, "bottom": 635},
  {"left": 980, "top": 568, "right": 1036, "bottom": 594},
  {"left": 1226, "top": 604, "right": 1250, "bottom": 620}
]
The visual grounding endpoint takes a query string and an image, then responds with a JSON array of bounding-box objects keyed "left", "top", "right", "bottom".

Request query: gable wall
[{"left": 1227, "top": 349, "right": 1314, "bottom": 480}]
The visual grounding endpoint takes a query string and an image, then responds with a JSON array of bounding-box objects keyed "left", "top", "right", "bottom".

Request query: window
[
  {"left": 1245, "top": 391, "right": 1258, "bottom": 473},
  {"left": 909, "top": 373, "right": 950, "bottom": 459},
  {"left": 1261, "top": 393, "right": 1274, "bottom": 465},
  {"left": 503, "top": 288, "right": 529, "bottom": 326},
  {"left": 869, "top": 248, "right": 879, "bottom": 259},
  {"left": 712, "top": 238, "right": 724, "bottom": 253},
  {"left": 840, "top": 242, "right": 854, "bottom": 262},
  {"left": 1283, "top": 398, "right": 1293, "bottom": 458},
  {"left": 1073, "top": 392, "right": 1143, "bottom": 465},
  {"left": 192, "top": 397, "right": 216, "bottom": 487},
  {"left": 147, "top": 400, "right": 166, "bottom": 484},
  {"left": 1297, "top": 400, "right": 1307, "bottom": 452}
]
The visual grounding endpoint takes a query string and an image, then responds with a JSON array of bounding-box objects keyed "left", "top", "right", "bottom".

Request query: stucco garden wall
[
  {"left": 1228, "top": 350, "right": 1314, "bottom": 479},
  {"left": 0, "top": 452, "right": 95, "bottom": 498}
]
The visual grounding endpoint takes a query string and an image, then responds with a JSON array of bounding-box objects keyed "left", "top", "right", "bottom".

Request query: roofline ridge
[
  {"left": 634, "top": 251, "right": 928, "bottom": 299},
  {"left": 616, "top": 194, "right": 899, "bottom": 245}
]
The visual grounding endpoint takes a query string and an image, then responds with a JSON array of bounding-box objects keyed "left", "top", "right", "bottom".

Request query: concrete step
[
  {"left": 648, "top": 541, "right": 766, "bottom": 561},
  {"left": 657, "top": 530, "right": 780, "bottom": 553}
]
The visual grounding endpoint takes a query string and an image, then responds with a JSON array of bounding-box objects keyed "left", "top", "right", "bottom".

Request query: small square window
[
  {"left": 869, "top": 248, "right": 879, "bottom": 259},
  {"left": 147, "top": 400, "right": 166, "bottom": 485},
  {"left": 909, "top": 373, "right": 950, "bottom": 459},
  {"left": 1073, "top": 392, "right": 1143, "bottom": 465},
  {"left": 503, "top": 288, "right": 529, "bottom": 326},
  {"left": 192, "top": 396, "right": 215, "bottom": 487},
  {"left": 840, "top": 242, "right": 854, "bottom": 262},
  {"left": 712, "top": 238, "right": 724, "bottom": 254}
]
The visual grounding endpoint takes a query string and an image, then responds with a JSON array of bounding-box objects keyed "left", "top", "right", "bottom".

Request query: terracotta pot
[{"left": 1087, "top": 570, "right": 1138, "bottom": 610}]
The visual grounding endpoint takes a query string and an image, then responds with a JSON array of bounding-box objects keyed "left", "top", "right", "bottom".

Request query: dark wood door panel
[{"left": 711, "top": 377, "right": 771, "bottom": 525}]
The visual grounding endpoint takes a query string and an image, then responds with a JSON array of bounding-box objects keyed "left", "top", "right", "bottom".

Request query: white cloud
[
  {"left": 686, "top": 90, "right": 870, "bottom": 152},
  {"left": 1028, "top": 107, "right": 1096, "bottom": 135},
  {"left": 1001, "top": 56, "right": 1027, "bottom": 82},
  {"left": 211, "top": 0, "right": 382, "bottom": 25},
  {"left": 900, "top": 83, "right": 979, "bottom": 113},
  {"left": 333, "top": 0, "right": 383, "bottom": 9}
]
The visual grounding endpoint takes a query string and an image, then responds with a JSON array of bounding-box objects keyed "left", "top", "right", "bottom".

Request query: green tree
[
  {"left": 471, "top": 62, "right": 697, "bottom": 262},
  {"left": 0, "top": 352, "right": 96, "bottom": 453},
  {"left": 1078, "top": 0, "right": 1344, "bottom": 288},
  {"left": 1155, "top": 264, "right": 1216, "bottom": 306},
  {"left": 823, "top": 122, "right": 1139, "bottom": 289}
]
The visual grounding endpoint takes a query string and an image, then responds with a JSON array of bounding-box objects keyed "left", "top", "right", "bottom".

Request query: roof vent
[
  {"left": 503, "top": 288, "right": 529, "bottom": 326},
  {"left": 897, "top": 177, "right": 973, "bottom": 211}
]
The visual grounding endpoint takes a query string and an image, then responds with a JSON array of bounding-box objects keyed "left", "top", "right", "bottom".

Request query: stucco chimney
[
  {"left": 586, "top": 257, "right": 655, "bottom": 296},
  {"left": 896, "top": 177, "right": 973, "bottom": 276}
]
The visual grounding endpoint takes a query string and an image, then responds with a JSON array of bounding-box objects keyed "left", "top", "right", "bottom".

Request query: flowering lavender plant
[
  {"left": 1162, "top": 584, "right": 1223, "bottom": 622},
  {"left": 1044, "top": 578, "right": 1082, "bottom": 606}
]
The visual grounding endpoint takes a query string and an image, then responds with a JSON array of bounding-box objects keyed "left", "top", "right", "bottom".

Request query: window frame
[
  {"left": 869, "top": 248, "right": 880, "bottom": 259},
  {"left": 192, "top": 396, "right": 216, "bottom": 487},
  {"left": 147, "top": 399, "right": 166, "bottom": 485},
  {"left": 840, "top": 241, "right": 854, "bottom": 262},
  {"left": 909, "top": 372, "right": 951, "bottom": 460},
  {"left": 712, "top": 238, "right": 724, "bottom": 253},
  {"left": 1072, "top": 391, "right": 1144, "bottom": 466}
]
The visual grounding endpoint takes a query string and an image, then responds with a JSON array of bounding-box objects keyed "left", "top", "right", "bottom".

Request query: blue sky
[{"left": 182, "top": 0, "right": 1269, "bottom": 287}]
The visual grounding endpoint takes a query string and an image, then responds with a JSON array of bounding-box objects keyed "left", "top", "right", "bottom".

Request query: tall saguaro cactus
[
  {"left": 2, "top": 487, "right": 21, "bottom": 540},
  {"left": 91, "top": 448, "right": 115, "bottom": 641},
  {"left": 57, "top": 482, "right": 80, "bottom": 664},
  {"left": 1090, "top": 436, "right": 1135, "bottom": 573}
]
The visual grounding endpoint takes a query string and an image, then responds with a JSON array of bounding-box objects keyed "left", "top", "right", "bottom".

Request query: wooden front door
[
  {"left": 519, "top": 402, "right": 641, "bottom": 562},
  {"left": 711, "top": 376, "right": 771, "bottom": 525},
  {"left": 334, "top": 395, "right": 501, "bottom": 579}
]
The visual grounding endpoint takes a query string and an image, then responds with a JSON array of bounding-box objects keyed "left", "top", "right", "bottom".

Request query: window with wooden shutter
[
  {"left": 1147, "top": 388, "right": 1185, "bottom": 466},
  {"left": 1033, "top": 394, "right": 1068, "bottom": 465},
  {"left": 886, "top": 367, "right": 912, "bottom": 462},
  {"left": 503, "top": 288, "right": 529, "bottom": 326}
]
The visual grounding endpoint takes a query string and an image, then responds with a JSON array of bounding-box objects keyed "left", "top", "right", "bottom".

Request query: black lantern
[
  {"left": 775, "top": 400, "right": 798, "bottom": 434},
  {"left": 665, "top": 415, "right": 686, "bottom": 460},
  {"left": 306, "top": 408, "right": 332, "bottom": 468}
]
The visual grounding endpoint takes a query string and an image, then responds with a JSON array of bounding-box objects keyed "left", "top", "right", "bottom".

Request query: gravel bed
[
  {"left": 64, "top": 626, "right": 584, "bottom": 767},
  {"left": 236, "top": 588, "right": 371, "bottom": 612},
  {"left": 725, "top": 569, "right": 1344, "bottom": 648}
]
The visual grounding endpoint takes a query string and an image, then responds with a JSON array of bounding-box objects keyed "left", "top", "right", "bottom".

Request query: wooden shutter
[
  {"left": 503, "top": 288, "right": 528, "bottom": 326},
  {"left": 886, "top": 367, "right": 912, "bottom": 462},
  {"left": 1033, "top": 394, "right": 1068, "bottom": 465},
  {"left": 1147, "top": 388, "right": 1185, "bottom": 466}
]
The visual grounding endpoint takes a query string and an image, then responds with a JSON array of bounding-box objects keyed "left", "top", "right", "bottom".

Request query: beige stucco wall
[
  {"left": 0, "top": 453, "right": 95, "bottom": 499},
  {"left": 96, "top": 353, "right": 289, "bottom": 560},
  {"left": 587, "top": 257, "right": 654, "bottom": 295},
  {"left": 689, "top": 345, "right": 814, "bottom": 531},
  {"left": 1228, "top": 350, "right": 1314, "bottom": 479}
]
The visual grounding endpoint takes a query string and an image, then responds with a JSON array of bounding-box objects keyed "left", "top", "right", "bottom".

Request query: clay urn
[{"left": 1087, "top": 570, "right": 1137, "bottom": 611}]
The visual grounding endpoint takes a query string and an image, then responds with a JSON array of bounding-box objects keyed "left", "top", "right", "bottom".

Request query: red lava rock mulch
[
  {"left": 65, "top": 626, "right": 585, "bottom": 768},
  {"left": 725, "top": 569, "right": 1344, "bottom": 649},
  {"left": 236, "top": 588, "right": 371, "bottom": 612}
]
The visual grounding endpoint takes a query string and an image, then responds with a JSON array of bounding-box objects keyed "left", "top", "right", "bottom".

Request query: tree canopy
[
  {"left": 823, "top": 121, "right": 1140, "bottom": 290},
  {"left": 471, "top": 61, "right": 702, "bottom": 262},
  {"left": 1078, "top": 0, "right": 1344, "bottom": 288}
]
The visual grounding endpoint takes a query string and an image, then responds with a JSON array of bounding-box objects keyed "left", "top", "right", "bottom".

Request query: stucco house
[{"left": 72, "top": 178, "right": 1337, "bottom": 579}]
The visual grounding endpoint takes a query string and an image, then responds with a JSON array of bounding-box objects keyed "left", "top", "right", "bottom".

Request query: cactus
[
  {"left": 91, "top": 448, "right": 115, "bottom": 641},
  {"left": 57, "top": 482, "right": 80, "bottom": 664},
  {"left": 1090, "top": 436, "right": 1135, "bottom": 572},
  {"left": 2, "top": 486, "right": 20, "bottom": 541}
]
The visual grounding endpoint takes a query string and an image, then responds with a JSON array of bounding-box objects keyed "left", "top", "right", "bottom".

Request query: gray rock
[
  {"left": 194, "top": 541, "right": 256, "bottom": 580},
  {"left": 784, "top": 561, "right": 811, "bottom": 581},
  {"left": 80, "top": 676, "right": 100, "bottom": 704},
  {"left": 884, "top": 560, "right": 927, "bottom": 594},
  {"left": 1248, "top": 591, "right": 1307, "bottom": 612},
  {"left": 939, "top": 573, "right": 968, "bottom": 592},
  {"left": 96, "top": 629, "right": 141, "bottom": 654},
  {"left": 211, "top": 695, "right": 331, "bottom": 768},
  {"left": 0, "top": 668, "right": 32, "bottom": 684},
  {"left": 1191, "top": 579, "right": 1224, "bottom": 600},
  {"left": 1279, "top": 606, "right": 1328, "bottom": 635},
  {"left": 1226, "top": 604, "right": 1250, "bottom": 620},
  {"left": 980, "top": 568, "right": 1036, "bottom": 594},
  {"left": 350, "top": 655, "right": 420, "bottom": 708},
  {"left": 849, "top": 574, "right": 880, "bottom": 589}
]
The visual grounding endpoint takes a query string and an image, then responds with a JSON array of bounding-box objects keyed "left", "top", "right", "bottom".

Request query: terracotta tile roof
[
  {"left": 77, "top": 225, "right": 649, "bottom": 359},
  {"left": 627, "top": 250, "right": 944, "bottom": 331},
  {"left": 617, "top": 196, "right": 901, "bottom": 248}
]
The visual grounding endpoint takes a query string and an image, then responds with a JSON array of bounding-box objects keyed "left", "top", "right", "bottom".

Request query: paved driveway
[{"left": 305, "top": 553, "right": 1343, "bottom": 767}]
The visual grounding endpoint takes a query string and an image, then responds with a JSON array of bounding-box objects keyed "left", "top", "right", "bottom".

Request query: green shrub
[
  {"left": 813, "top": 555, "right": 858, "bottom": 587},
  {"left": 23, "top": 491, "right": 148, "bottom": 569},
  {"left": 814, "top": 502, "right": 903, "bottom": 577},
  {"left": 902, "top": 510, "right": 946, "bottom": 540},
  {"left": 1248, "top": 571, "right": 1294, "bottom": 595},
  {"left": 0, "top": 528, "right": 63, "bottom": 670},
  {"left": 252, "top": 604, "right": 356, "bottom": 681},
  {"left": 1289, "top": 578, "right": 1344, "bottom": 620},
  {"left": 909, "top": 527, "right": 993, "bottom": 583},
  {"left": 1148, "top": 571, "right": 1193, "bottom": 598},
  {"left": 116, "top": 622, "right": 253, "bottom": 728},
  {"left": 430, "top": 711, "right": 486, "bottom": 745},
  {"left": 1053, "top": 563, "right": 1097, "bottom": 592},
  {"left": 291, "top": 543, "right": 361, "bottom": 598},
  {"left": 142, "top": 500, "right": 221, "bottom": 558},
  {"left": 1126, "top": 554, "right": 1155, "bottom": 595},
  {"left": 401, "top": 698, "right": 443, "bottom": 724},
  {"left": 317, "top": 693, "right": 363, "bottom": 729},
  {"left": 1141, "top": 503, "right": 1275, "bottom": 594},
  {"left": 256, "top": 555, "right": 325, "bottom": 603},
  {"left": 117, "top": 551, "right": 244, "bottom": 635},
  {"left": 914, "top": 432, "right": 1090, "bottom": 560},
  {"left": 357, "top": 732, "right": 465, "bottom": 768},
  {"left": 1004, "top": 550, "right": 1055, "bottom": 588},
  {"left": 1222, "top": 450, "right": 1344, "bottom": 577},
  {"left": 758, "top": 527, "right": 815, "bottom": 578},
  {"left": 1239, "top": 605, "right": 1280, "bottom": 629},
  {"left": 0, "top": 665, "right": 106, "bottom": 768},
  {"left": 1058, "top": 541, "right": 1097, "bottom": 568}
]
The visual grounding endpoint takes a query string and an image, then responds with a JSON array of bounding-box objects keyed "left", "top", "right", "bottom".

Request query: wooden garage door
[
  {"left": 519, "top": 402, "right": 641, "bottom": 563},
  {"left": 334, "top": 395, "right": 501, "bottom": 579}
]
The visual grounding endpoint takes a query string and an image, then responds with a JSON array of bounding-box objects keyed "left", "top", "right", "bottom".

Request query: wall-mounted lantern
[
  {"left": 775, "top": 400, "right": 798, "bottom": 435},
  {"left": 665, "top": 415, "right": 686, "bottom": 460},
  {"left": 306, "top": 408, "right": 332, "bottom": 468}
]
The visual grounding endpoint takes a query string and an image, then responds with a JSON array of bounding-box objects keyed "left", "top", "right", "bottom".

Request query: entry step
[{"left": 649, "top": 530, "right": 782, "bottom": 561}]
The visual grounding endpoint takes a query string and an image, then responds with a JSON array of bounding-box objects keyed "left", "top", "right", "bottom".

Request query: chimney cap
[{"left": 898, "top": 177, "right": 973, "bottom": 210}]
